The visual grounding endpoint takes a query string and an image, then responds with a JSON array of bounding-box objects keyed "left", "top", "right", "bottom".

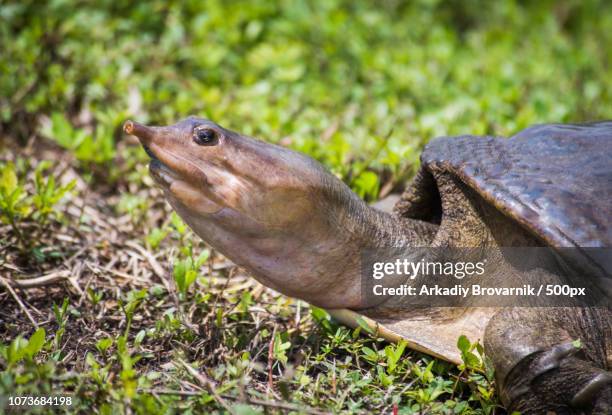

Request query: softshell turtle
[{"left": 124, "top": 118, "right": 612, "bottom": 414}]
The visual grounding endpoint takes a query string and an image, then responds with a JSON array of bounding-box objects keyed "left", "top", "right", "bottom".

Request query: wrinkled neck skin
[{"left": 167, "top": 169, "right": 438, "bottom": 310}]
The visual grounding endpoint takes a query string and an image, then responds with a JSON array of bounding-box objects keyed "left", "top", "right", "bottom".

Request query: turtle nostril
[
  {"left": 123, "top": 120, "right": 155, "bottom": 145},
  {"left": 123, "top": 120, "right": 135, "bottom": 134}
]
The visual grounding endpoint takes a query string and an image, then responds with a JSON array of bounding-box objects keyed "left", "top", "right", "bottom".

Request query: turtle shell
[
  {"left": 337, "top": 123, "right": 612, "bottom": 365},
  {"left": 395, "top": 122, "right": 612, "bottom": 272}
]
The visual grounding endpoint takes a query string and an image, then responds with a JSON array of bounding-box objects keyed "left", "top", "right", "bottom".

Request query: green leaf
[
  {"left": 195, "top": 249, "right": 210, "bottom": 267},
  {"left": 463, "top": 351, "right": 480, "bottom": 368},
  {"left": 184, "top": 269, "right": 197, "bottom": 291},
  {"left": 134, "top": 330, "right": 146, "bottom": 345},
  {"left": 361, "top": 346, "right": 378, "bottom": 362},
  {"left": 146, "top": 227, "right": 169, "bottom": 249},
  {"left": 215, "top": 308, "right": 223, "bottom": 327},
  {"left": 24, "top": 328, "right": 46, "bottom": 358},
  {"left": 96, "top": 337, "right": 113, "bottom": 354},
  {"left": 171, "top": 212, "right": 187, "bottom": 234},
  {"left": 310, "top": 306, "right": 329, "bottom": 322},
  {"left": 45, "top": 112, "right": 76, "bottom": 149},
  {"left": 173, "top": 259, "right": 187, "bottom": 293},
  {"left": 352, "top": 170, "right": 380, "bottom": 200},
  {"left": 0, "top": 163, "right": 18, "bottom": 193},
  {"left": 85, "top": 352, "right": 98, "bottom": 369},
  {"left": 457, "top": 335, "right": 470, "bottom": 354},
  {"left": 273, "top": 332, "right": 291, "bottom": 365},
  {"left": 239, "top": 291, "right": 253, "bottom": 313},
  {"left": 394, "top": 340, "right": 407, "bottom": 362},
  {"left": 385, "top": 340, "right": 408, "bottom": 373},
  {"left": 355, "top": 316, "right": 375, "bottom": 335},
  {"left": 7, "top": 337, "right": 28, "bottom": 364}
]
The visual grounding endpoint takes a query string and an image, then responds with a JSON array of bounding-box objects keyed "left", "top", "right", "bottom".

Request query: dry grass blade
[
  {"left": 176, "top": 358, "right": 236, "bottom": 415},
  {"left": 268, "top": 326, "right": 276, "bottom": 392},
  {"left": 125, "top": 241, "right": 166, "bottom": 279},
  {"left": 0, "top": 277, "right": 38, "bottom": 328},
  {"left": 5, "top": 270, "right": 72, "bottom": 288}
]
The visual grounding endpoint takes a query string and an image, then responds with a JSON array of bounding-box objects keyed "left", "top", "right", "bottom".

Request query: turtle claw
[
  {"left": 504, "top": 341, "right": 581, "bottom": 406},
  {"left": 571, "top": 372, "right": 612, "bottom": 408},
  {"left": 486, "top": 307, "right": 612, "bottom": 414},
  {"left": 502, "top": 342, "right": 612, "bottom": 413}
]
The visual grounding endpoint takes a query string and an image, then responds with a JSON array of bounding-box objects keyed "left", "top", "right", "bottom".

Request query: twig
[
  {"left": 268, "top": 326, "right": 276, "bottom": 392},
  {"left": 104, "top": 267, "right": 151, "bottom": 284},
  {"left": 0, "top": 276, "right": 38, "bottom": 328},
  {"left": 176, "top": 358, "right": 236, "bottom": 415},
  {"left": 125, "top": 240, "right": 174, "bottom": 296},
  {"left": 295, "top": 300, "right": 301, "bottom": 327},
  {"left": 125, "top": 241, "right": 166, "bottom": 279},
  {"left": 4, "top": 270, "right": 71, "bottom": 288}
]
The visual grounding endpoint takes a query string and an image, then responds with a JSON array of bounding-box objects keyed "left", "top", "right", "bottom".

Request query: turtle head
[
  {"left": 124, "top": 116, "right": 365, "bottom": 307},
  {"left": 124, "top": 117, "right": 321, "bottom": 225}
]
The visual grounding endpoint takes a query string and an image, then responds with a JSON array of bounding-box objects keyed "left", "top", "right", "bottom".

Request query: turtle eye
[{"left": 193, "top": 128, "right": 218, "bottom": 146}]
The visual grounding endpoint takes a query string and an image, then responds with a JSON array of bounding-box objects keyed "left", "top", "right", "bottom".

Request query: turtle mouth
[
  {"left": 124, "top": 120, "right": 182, "bottom": 187},
  {"left": 143, "top": 145, "right": 178, "bottom": 187},
  {"left": 143, "top": 144, "right": 157, "bottom": 160},
  {"left": 149, "top": 157, "right": 178, "bottom": 187}
]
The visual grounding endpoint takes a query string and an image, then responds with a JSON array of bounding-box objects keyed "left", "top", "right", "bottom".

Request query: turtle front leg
[{"left": 484, "top": 307, "right": 611, "bottom": 414}]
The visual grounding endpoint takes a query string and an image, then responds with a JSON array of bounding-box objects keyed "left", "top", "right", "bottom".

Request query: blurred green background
[{"left": 2, "top": 0, "right": 611, "bottom": 199}]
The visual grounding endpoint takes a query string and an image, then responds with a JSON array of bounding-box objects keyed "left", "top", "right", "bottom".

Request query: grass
[
  {"left": 0, "top": 158, "right": 496, "bottom": 414},
  {"left": 1, "top": 0, "right": 612, "bottom": 413}
]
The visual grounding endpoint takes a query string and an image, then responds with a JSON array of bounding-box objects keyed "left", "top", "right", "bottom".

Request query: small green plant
[
  {"left": 272, "top": 331, "right": 291, "bottom": 365},
  {"left": 50, "top": 298, "right": 70, "bottom": 360},
  {"left": 119, "top": 289, "right": 148, "bottom": 337},
  {"left": 173, "top": 248, "right": 210, "bottom": 296},
  {"left": 42, "top": 112, "right": 116, "bottom": 166},
  {"left": 384, "top": 339, "right": 407, "bottom": 374},
  {"left": 96, "top": 337, "right": 113, "bottom": 355},
  {"left": 115, "top": 336, "right": 141, "bottom": 399},
  {"left": 87, "top": 287, "right": 104, "bottom": 307},
  {"left": 85, "top": 351, "right": 112, "bottom": 391},
  {"left": 238, "top": 291, "right": 253, "bottom": 314},
  {"left": 456, "top": 335, "right": 497, "bottom": 413},
  {"left": 457, "top": 335, "right": 487, "bottom": 374},
  {"left": 0, "top": 162, "right": 30, "bottom": 241},
  {"left": 145, "top": 226, "right": 169, "bottom": 249},
  {"left": 3, "top": 328, "right": 46, "bottom": 366},
  {"left": 351, "top": 170, "right": 380, "bottom": 200},
  {"left": 32, "top": 161, "right": 76, "bottom": 224},
  {"left": 52, "top": 298, "right": 70, "bottom": 323},
  {"left": 116, "top": 194, "right": 150, "bottom": 223},
  {"left": 0, "top": 161, "right": 75, "bottom": 248},
  {"left": 170, "top": 212, "right": 188, "bottom": 238}
]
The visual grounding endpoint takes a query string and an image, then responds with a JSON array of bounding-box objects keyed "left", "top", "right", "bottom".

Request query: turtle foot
[
  {"left": 503, "top": 346, "right": 612, "bottom": 414},
  {"left": 484, "top": 307, "right": 611, "bottom": 414}
]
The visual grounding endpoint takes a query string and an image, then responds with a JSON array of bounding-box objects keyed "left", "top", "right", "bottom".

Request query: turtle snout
[{"left": 124, "top": 120, "right": 156, "bottom": 146}]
